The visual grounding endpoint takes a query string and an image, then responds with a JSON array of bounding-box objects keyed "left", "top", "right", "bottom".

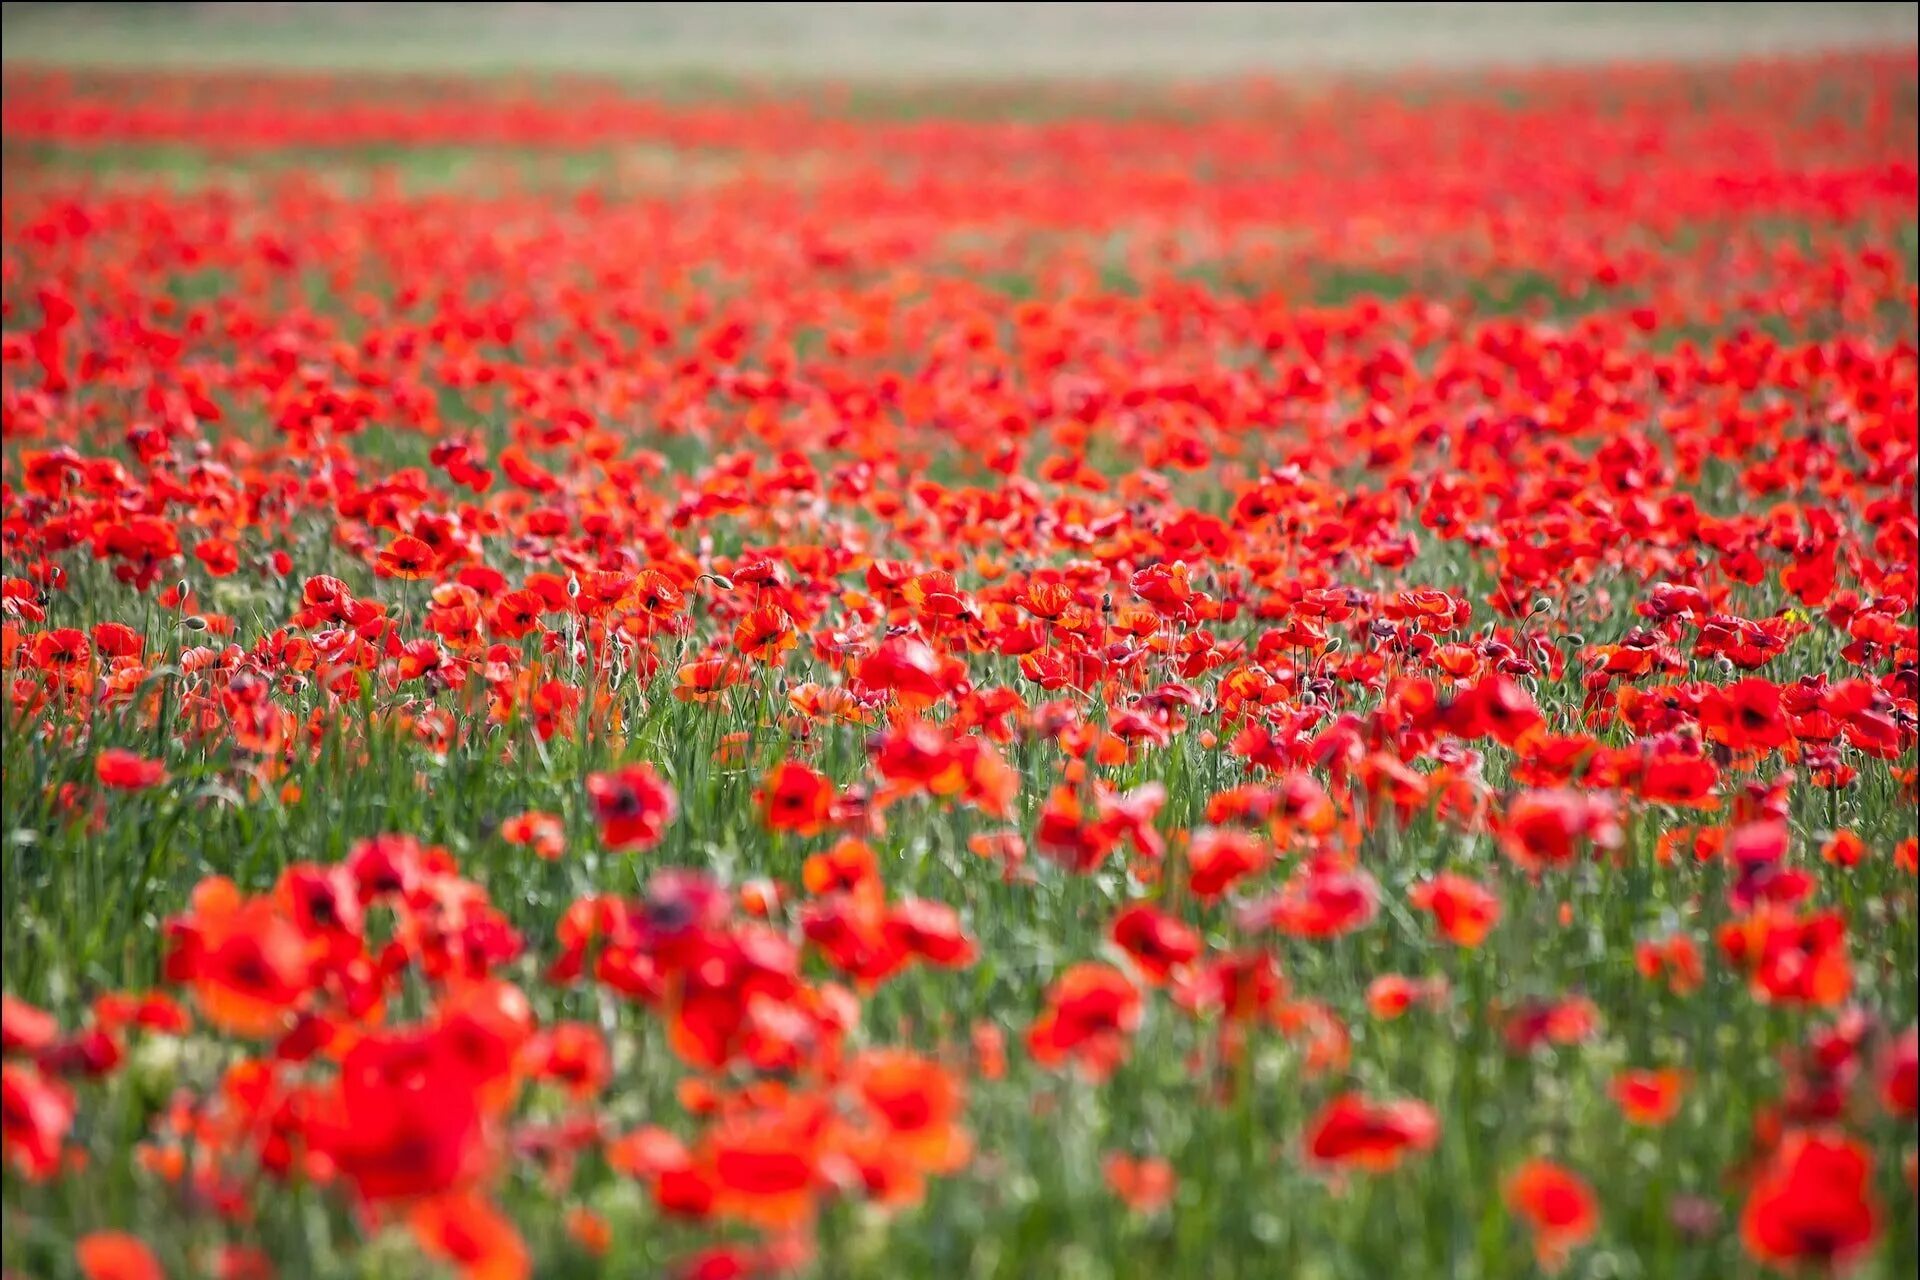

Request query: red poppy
[
  {"left": 1502, "top": 789, "right": 1623, "bottom": 871},
  {"left": 733, "top": 606, "right": 797, "bottom": 663},
  {"left": 1610, "top": 1068, "right": 1688, "bottom": 1126},
  {"left": 1027, "top": 963, "right": 1142, "bottom": 1080},
  {"left": 1505, "top": 1159, "right": 1598, "bottom": 1271},
  {"left": 1104, "top": 1152, "right": 1176, "bottom": 1213},
  {"left": 1740, "top": 1129, "right": 1879, "bottom": 1269},
  {"left": 163, "top": 879, "right": 312, "bottom": 1038},
  {"left": 76, "top": 1232, "right": 164, "bottom": 1280},
  {"left": 95, "top": 748, "right": 168, "bottom": 790},
  {"left": 1, "top": 994, "right": 60, "bottom": 1054},
  {"left": 375, "top": 535, "right": 438, "bottom": 580},
  {"left": 758, "top": 762, "right": 836, "bottom": 837},
  {"left": 1109, "top": 904, "right": 1201, "bottom": 984},
  {"left": 409, "top": 1191, "right": 530, "bottom": 1280},
  {"left": 586, "top": 764, "right": 678, "bottom": 851},
  {"left": 2, "top": 1061, "right": 73, "bottom": 1178},
  {"left": 499, "top": 811, "right": 566, "bottom": 860},
  {"left": 1303, "top": 1093, "right": 1439, "bottom": 1172},
  {"left": 1408, "top": 873, "right": 1501, "bottom": 947}
]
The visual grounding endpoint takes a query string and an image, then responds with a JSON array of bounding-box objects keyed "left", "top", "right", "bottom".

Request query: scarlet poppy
[
  {"left": 95, "top": 747, "right": 168, "bottom": 791},
  {"left": 1408, "top": 873, "right": 1502, "bottom": 947},
  {"left": 1610, "top": 1068, "right": 1688, "bottom": 1126},
  {"left": 1505, "top": 1159, "right": 1599, "bottom": 1271},
  {"left": 1302, "top": 1093, "right": 1440, "bottom": 1172},
  {"left": 586, "top": 764, "right": 678, "bottom": 851},
  {"left": 76, "top": 1232, "right": 164, "bottom": 1280},
  {"left": 1740, "top": 1129, "right": 1879, "bottom": 1268},
  {"left": 758, "top": 762, "right": 836, "bottom": 837},
  {"left": 1104, "top": 1152, "right": 1177, "bottom": 1213},
  {"left": 1027, "top": 963, "right": 1142, "bottom": 1080}
]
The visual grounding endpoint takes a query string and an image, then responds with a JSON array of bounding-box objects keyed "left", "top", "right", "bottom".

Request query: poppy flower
[
  {"left": 1303, "top": 1093, "right": 1439, "bottom": 1172},
  {"left": 1636, "top": 933, "right": 1705, "bottom": 995},
  {"left": 1109, "top": 904, "right": 1201, "bottom": 984},
  {"left": 499, "top": 811, "right": 565, "bottom": 860},
  {"left": 1717, "top": 910, "right": 1852, "bottom": 1006},
  {"left": 733, "top": 606, "right": 798, "bottom": 663},
  {"left": 849, "top": 1049, "right": 971, "bottom": 1173},
  {"left": 586, "top": 764, "right": 678, "bottom": 851},
  {"left": 758, "top": 762, "right": 836, "bottom": 837},
  {"left": 1881, "top": 1028, "right": 1917, "bottom": 1118},
  {"left": 375, "top": 535, "right": 438, "bottom": 580},
  {"left": 802, "top": 837, "right": 879, "bottom": 895},
  {"left": 1740, "top": 1129, "right": 1879, "bottom": 1269},
  {"left": 675, "top": 657, "right": 749, "bottom": 704},
  {"left": 163, "top": 879, "right": 312, "bottom": 1038},
  {"left": 520, "top": 1022, "right": 609, "bottom": 1099},
  {"left": 2, "top": 1061, "right": 73, "bottom": 1178},
  {"left": 1365, "top": 973, "right": 1448, "bottom": 1020},
  {"left": 76, "top": 1232, "right": 164, "bottom": 1280},
  {"left": 409, "top": 1191, "right": 531, "bottom": 1280},
  {"left": 1503, "top": 996, "right": 1601, "bottom": 1053},
  {"left": 30, "top": 627, "right": 91, "bottom": 680},
  {"left": 2, "top": 993, "right": 60, "bottom": 1054},
  {"left": 95, "top": 748, "right": 168, "bottom": 790},
  {"left": 1027, "top": 963, "right": 1142, "bottom": 1080},
  {"left": 1408, "top": 873, "right": 1501, "bottom": 946},
  {"left": 1104, "top": 1152, "right": 1176, "bottom": 1213},
  {"left": 1502, "top": 789, "right": 1623, "bottom": 871},
  {"left": 1505, "top": 1159, "right": 1598, "bottom": 1271},
  {"left": 1184, "top": 828, "right": 1271, "bottom": 900},
  {"left": 1246, "top": 861, "right": 1379, "bottom": 940},
  {"left": 1610, "top": 1068, "right": 1688, "bottom": 1125}
]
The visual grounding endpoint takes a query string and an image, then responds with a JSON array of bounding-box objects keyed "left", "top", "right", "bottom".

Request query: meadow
[{"left": 1, "top": 33, "right": 1917, "bottom": 1280}]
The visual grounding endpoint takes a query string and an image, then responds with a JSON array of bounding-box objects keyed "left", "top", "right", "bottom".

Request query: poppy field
[{"left": 2, "top": 45, "right": 1918, "bottom": 1280}]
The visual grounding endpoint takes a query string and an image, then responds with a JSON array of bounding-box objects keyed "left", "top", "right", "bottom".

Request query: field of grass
[{"left": 2, "top": 9, "right": 1918, "bottom": 1280}]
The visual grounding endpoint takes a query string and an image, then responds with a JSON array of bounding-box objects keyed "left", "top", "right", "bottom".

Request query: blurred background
[{"left": 3, "top": 1, "right": 1917, "bottom": 77}]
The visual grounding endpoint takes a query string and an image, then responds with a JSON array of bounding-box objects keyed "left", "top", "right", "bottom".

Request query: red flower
[
  {"left": 1881, "top": 1028, "right": 1917, "bottom": 1118},
  {"left": 1740, "top": 1129, "right": 1879, "bottom": 1269},
  {"left": 733, "top": 605, "right": 797, "bottom": 663},
  {"left": 1408, "top": 873, "right": 1501, "bottom": 947},
  {"left": 1027, "top": 963, "right": 1142, "bottom": 1080},
  {"left": 95, "top": 748, "right": 168, "bottom": 791},
  {"left": 1184, "top": 828, "right": 1270, "bottom": 900},
  {"left": 586, "top": 764, "right": 678, "bottom": 851},
  {"left": 2, "top": 1061, "right": 73, "bottom": 1178},
  {"left": 375, "top": 534, "right": 437, "bottom": 580},
  {"left": 1610, "top": 1068, "right": 1687, "bottom": 1126},
  {"left": 499, "top": 811, "right": 565, "bottom": 860},
  {"left": 1109, "top": 904, "right": 1201, "bottom": 984},
  {"left": 409, "top": 1191, "right": 530, "bottom": 1280},
  {"left": 1505, "top": 1159, "right": 1598, "bottom": 1271},
  {"left": 1502, "top": 789, "right": 1622, "bottom": 871},
  {"left": 76, "top": 1232, "right": 164, "bottom": 1280},
  {"left": 1104, "top": 1152, "right": 1176, "bottom": 1213},
  {"left": 758, "top": 762, "right": 836, "bottom": 837},
  {"left": 1303, "top": 1093, "right": 1439, "bottom": 1172}
]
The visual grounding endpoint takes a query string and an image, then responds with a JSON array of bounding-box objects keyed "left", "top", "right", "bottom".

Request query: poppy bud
[
  {"left": 567, "top": 576, "right": 581, "bottom": 599},
  {"left": 180, "top": 616, "right": 208, "bottom": 632}
]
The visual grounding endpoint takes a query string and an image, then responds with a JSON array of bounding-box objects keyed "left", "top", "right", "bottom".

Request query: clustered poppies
[{"left": 2, "top": 50, "right": 1917, "bottom": 1280}]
